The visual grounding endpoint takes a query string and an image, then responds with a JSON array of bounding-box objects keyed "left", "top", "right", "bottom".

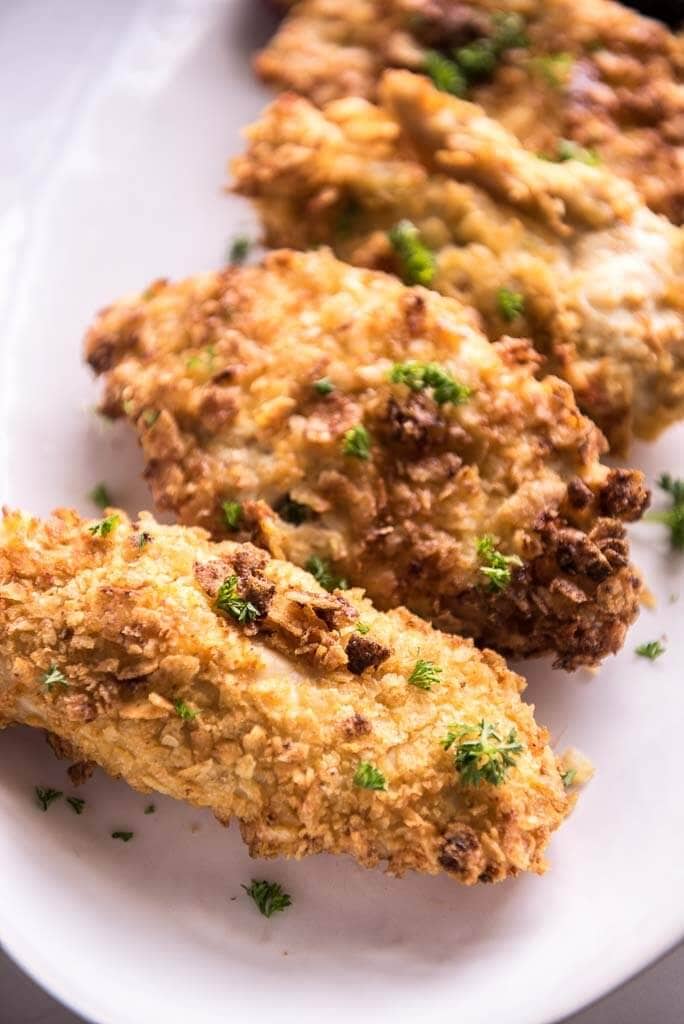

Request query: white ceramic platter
[{"left": 0, "top": 2, "right": 683, "bottom": 1022}]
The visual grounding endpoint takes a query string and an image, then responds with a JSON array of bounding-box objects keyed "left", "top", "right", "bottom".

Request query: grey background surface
[
  {"left": 2, "top": 942, "right": 683, "bottom": 1024},
  {"left": 0, "top": 1, "right": 682, "bottom": 1021}
]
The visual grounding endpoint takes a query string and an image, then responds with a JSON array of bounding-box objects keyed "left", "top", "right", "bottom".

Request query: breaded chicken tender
[
  {"left": 233, "top": 70, "right": 684, "bottom": 451},
  {"left": 255, "top": 0, "right": 684, "bottom": 223},
  {"left": 0, "top": 508, "right": 573, "bottom": 883},
  {"left": 85, "top": 249, "right": 646, "bottom": 669}
]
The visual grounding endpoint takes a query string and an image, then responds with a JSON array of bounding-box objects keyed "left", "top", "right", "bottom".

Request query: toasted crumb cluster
[
  {"left": 85, "top": 248, "right": 646, "bottom": 668},
  {"left": 233, "top": 70, "right": 684, "bottom": 450},
  {"left": 256, "top": 0, "right": 684, "bottom": 223},
  {"left": 0, "top": 508, "right": 573, "bottom": 883}
]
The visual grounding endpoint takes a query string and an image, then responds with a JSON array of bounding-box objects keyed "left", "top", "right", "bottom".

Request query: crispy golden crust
[
  {"left": 232, "top": 71, "right": 684, "bottom": 450},
  {"left": 255, "top": 0, "right": 684, "bottom": 223},
  {"left": 85, "top": 248, "right": 645, "bottom": 668},
  {"left": 0, "top": 508, "right": 573, "bottom": 883}
]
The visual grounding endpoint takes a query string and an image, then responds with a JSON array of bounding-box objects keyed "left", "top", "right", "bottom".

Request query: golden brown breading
[
  {"left": 255, "top": 0, "right": 684, "bottom": 223},
  {"left": 0, "top": 508, "right": 573, "bottom": 884},
  {"left": 233, "top": 71, "right": 684, "bottom": 451},
  {"left": 85, "top": 248, "right": 646, "bottom": 669}
]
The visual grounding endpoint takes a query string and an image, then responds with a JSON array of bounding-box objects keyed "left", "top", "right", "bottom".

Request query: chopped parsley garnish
[
  {"left": 442, "top": 720, "right": 522, "bottom": 786},
  {"left": 555, "top": 139, "right": 600, "bottom": 165},
  {"left": 216, "top": 575, "right": 260, "bottom": 623},
  {"left": 635, "top": 639, "right": 666, "bottom": 660},
  {"left": 388, "top": 219, "right": 436, "bottom": 286},
  {"left": 342, "top": 424, "right": 371, "bottom": 460},
  {"left": 561, "top": 768, "right": 577, "bottom": 788},
  {"left": 305, "top": 555, "right": 347, "bottom": 592},
  {"left": 646, "top": 473, "right": 684, "bottom": 549},
  {"left": 313, "top": 376, "right": 334, "bottom": 396},
  {"left": 496, "top": 287, "right": 525, "bottom": 322},
  {"left": 242, "top": 879, "right": 292, "bottom": 918},
  {"left": 35, "top": 787, "right": 62, "bottom": 812},
  {"left": 390, "top": 361, "right": 470, "bottom": 405},
  {"left": 275, "top": 495, "right": 312, "bottom": 525},
  {"left": 228, "top": 236, "right": 251, "bottom": 265},
  {"left": 88, "top": 513, "right": 120, "bottom": 538},
  {"left": 42, "top": 665, "right": 68, "bottom": 692},
  {"left": 67, "top": 796, "right": 85, "bottom": 815},
  {"left": 111, "top": 831, "right": 134, "bottom": 842},
  {"left": 476, "top": 535, "right": 522, "bottom": 591},
  {"left": 353, "top": 761, "right": 387, "bottom": 791},
  {"left": 144, "top": 804, "right": 156, "bottom": 815},
  {"left": 89, "top": 482, "right": 112, "bottom": 509},
  {"left": 490, "top": 11, "right": 527, "bottom": 51},
  {"left": 529, "top": 52, "right": 573, "bottom": 87},
  {"left": 426, "top": 13, "right": 525, "bottom": 95},
  {"left": 136, "top": 531, "right": 152, "bottom": 548},
  {"left": 356, "top": 622, "right": 370, "bottom": 635},
  {"left": 187, "top": 346, "right": 217, "bottom": 373},
  {"left": 424, "top": 50, "right": 466, "bottom": 96},
  {"left": 408, "top": 659, "right": 442, "bottom": 690},
  {"left": 454, "top": 39, "right": 497, "bottom": 79},
  {"left": 221, "top": 500, "right": 243, "bottom": 531},
  {"left": 174, "top": 698, "right": 198, "bottom": 721},
  {"left": 142, "top": 408, "right": 159, "bottom": 427}
]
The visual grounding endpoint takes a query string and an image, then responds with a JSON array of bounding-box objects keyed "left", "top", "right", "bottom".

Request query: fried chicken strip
[
  {"left": 232, "top": 70, "right": 684, "bottom": 451},
  {"left": 255, "top": 0, "right": 684, "bottom": 223},
  {"left": 85, "top": 248, "right": 646, "bottom": 669},
  {"left": 0, "top": 508, "right": 573, "bottom": 883}
]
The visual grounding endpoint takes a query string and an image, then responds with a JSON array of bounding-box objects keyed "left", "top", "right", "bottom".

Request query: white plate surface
[{"left": 0, "top": 2, "right": 683, "bottom": 1023}]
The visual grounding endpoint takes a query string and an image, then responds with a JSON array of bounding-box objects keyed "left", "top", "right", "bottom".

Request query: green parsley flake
[
  {"left": 142, "top": 408, "right": 159, "bottom": 427},
  {"left": 275, "top": 495, "right": 312, "bottom": 525},
  {"left": 497, "top": 288, "right": 525, "bottom": 322},
  {"left": 305, "top": 555, "right": 347, "bottom": 593},
  {"left": 645, "top": 473, "right": 684, "bottom": 549},
  {"left": 112, "top": 831, "right": 134, "bottom": 842},
  {"left": 342, "top": 424, "right": 371, "bottom": 460},
  {"left": 42, "top": 665, "right": 68, "bottom": 692},
  {"left": 242, "top": 879, "right": 292, "bottom": 918},
  {"left": 353, "top": 761, "right": 387, "bottom": 791},
  {"left": 136, "top": 531, "right": 152, "bottom": 548},
  {"left": 443, "top": 720, "right": 522, "bottom": 786},
  {"left": 424, "top": 50, "right": 466, "bottom": 96},
  {"left": 476, "top": 535, "right": 522, "bottom": 591},
  {"left": 35, "top": 787, "right": 62, "bottom": 812},
  {"left": 222, "top": 500, "right": 243, "bottom": 532},
  {"left": 67, "top": 796, "right": 85, "bottom": 815},
  {"left": 88, "top": 514, "right": 120, "bottom": 538},
  {"left": 490, "top": 11, "right": 527, "bottom": 51},
  {"left": 408, "top": 659, "right": 442, "bottom": 690},
  {"left": 555, "top": 139, "right": 600, "bottom": 165},
  {"left": 144, "top": 804, "right": 156, "bottom": 815},
  {"left": 174, "top": 698, "right": 198, "bottom": 721},
  {"left": 313, "top": 377, "right": 334, "bottom": 396},
  {"left": 390, "top": 361, "right": 470, "bottom": 406},
  {"left": 561, "top": 768, "right": 577, "bottom": 788},
  {"left": 216, "top": 575, "right": 260, "bottom": 624},
  {"left": 529, "top": 52, "right": 573, "bottom": 87},
  {"left": 89, "top": 482, "right": 112, "bottom": 509},
  {"left": 388, "top": 219, "right": 436, "bottom": 286},
  {"left": 635, "top": 640, "right": 666, "bottom": 661},
  {"left": 356, "top": 622, "right": 370, "bottom": 635},
  {"left": 187, "top": 346, "right": 217, "bottom": 374},
  {"left": 455, "top": 38, "right": 497, "bottom": 79},
  {"left": 228, "top": 236, "right": 251, "bottom": 265}
]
